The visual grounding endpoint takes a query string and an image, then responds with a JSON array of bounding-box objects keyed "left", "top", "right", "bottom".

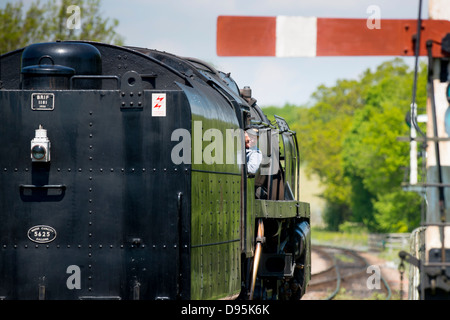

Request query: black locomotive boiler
[{"left": 0, "top": 41, "right": 310, "bottom": 300}]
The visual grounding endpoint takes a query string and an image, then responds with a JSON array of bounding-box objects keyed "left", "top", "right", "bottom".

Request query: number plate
[
  {"left": 27, "top": 225, "right": 57, "bottom": 243},
  {"left": 31, "top": 93, "right": 55, "bottom": 111}
]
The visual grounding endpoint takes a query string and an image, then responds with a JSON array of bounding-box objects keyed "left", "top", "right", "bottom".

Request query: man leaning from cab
[{"left": 245, "top": 129, "right": 262, "bottom": 175}]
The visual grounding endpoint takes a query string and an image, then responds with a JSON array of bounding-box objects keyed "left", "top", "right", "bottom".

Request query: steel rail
[{"left": 308, "top": 245, "right": 392, "bottom": 300}]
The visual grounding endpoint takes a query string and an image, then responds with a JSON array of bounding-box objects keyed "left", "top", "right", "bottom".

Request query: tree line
[
  {"left": 0, "top": 0, "right": 123, "bottom": 53},
  {"left": 263, "top": 58, "right": 428, "bottom": 233}
]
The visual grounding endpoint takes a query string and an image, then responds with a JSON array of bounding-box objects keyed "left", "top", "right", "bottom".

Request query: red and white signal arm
[{"left": 216, "top": 16, "right": 450, "bottom": 58}]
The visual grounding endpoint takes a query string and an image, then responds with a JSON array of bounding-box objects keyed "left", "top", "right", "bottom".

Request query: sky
[
  {"left": 5, "top": 0, "right": 429, "bottom": 107},
  {"left": 99, "top": 0, "right": 429, "bottom": 107}
]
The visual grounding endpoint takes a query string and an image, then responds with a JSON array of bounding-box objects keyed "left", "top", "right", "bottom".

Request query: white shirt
[{"left": 246, "top": 148, "right": 262, "bottom": 174}]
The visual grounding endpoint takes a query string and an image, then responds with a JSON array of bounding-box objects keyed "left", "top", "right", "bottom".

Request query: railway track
[{"left": 303, "top": 245, "right": 392, "bottom": 300}]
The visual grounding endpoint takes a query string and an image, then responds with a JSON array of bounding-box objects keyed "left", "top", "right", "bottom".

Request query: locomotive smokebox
[{"left": 20, "top": 42, "right": 102, "bottom": 89}]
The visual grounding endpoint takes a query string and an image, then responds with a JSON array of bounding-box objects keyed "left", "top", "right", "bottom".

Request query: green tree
[
  {"left": 266, "top": 58, "right": 428, "bottom": 232},
  {"left": 373, "top": 191, "right": 422, "bottom": 233},
  {"left": 262, "top": 80, "right": 366, "bottom": 230},
  {"left": 342, "top": 58, "right": 427, "bottom": 232},
  {"left": 0, "top": 0, "right": 124, "bottom": 53},
  {"left": 296, "top": 78, "right": 367, "bottom": 230}
]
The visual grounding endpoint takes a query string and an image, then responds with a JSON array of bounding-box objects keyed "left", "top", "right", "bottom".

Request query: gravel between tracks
[{"left": 302, "top": 248, "right": 409, "bottom": 300}]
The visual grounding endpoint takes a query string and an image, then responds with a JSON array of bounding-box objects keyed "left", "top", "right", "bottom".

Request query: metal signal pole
[{"left": 426, "top": 0, "right": 450, "bottom": 224}]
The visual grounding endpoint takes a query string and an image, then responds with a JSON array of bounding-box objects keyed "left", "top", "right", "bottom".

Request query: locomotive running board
[{"left": 255, "top": 199, "right": 310, "bottom": 219}]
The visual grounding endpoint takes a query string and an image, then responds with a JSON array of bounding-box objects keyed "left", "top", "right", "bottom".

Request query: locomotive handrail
[
  {"left": 19, "top": 184, "right": 66, "bottom": 189},
  {"left": 123, "top": 44, "right": 196, "bottom": 87},
  {"left": 250, "top": 119, "right": 276, "bottom": 129},
  {"left": 182, "top": 56, "right": 220, "bottom": 76},
  {"left": 69, "top": 75, "right": 120, "bottom": 89}
]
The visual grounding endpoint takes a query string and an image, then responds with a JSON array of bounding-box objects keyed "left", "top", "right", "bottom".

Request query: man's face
[{"left": 245, "top": 132, "right": 257, "bottom": 149}]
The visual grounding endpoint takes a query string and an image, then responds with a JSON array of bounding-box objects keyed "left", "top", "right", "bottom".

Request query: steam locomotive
[{"left": 0, "top": 41, "right": 310, "bottom": 300}]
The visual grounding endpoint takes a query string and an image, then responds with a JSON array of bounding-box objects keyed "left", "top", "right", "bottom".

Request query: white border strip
[{"left": 275, "top": 16, "right": 317, "bottom": 57}]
